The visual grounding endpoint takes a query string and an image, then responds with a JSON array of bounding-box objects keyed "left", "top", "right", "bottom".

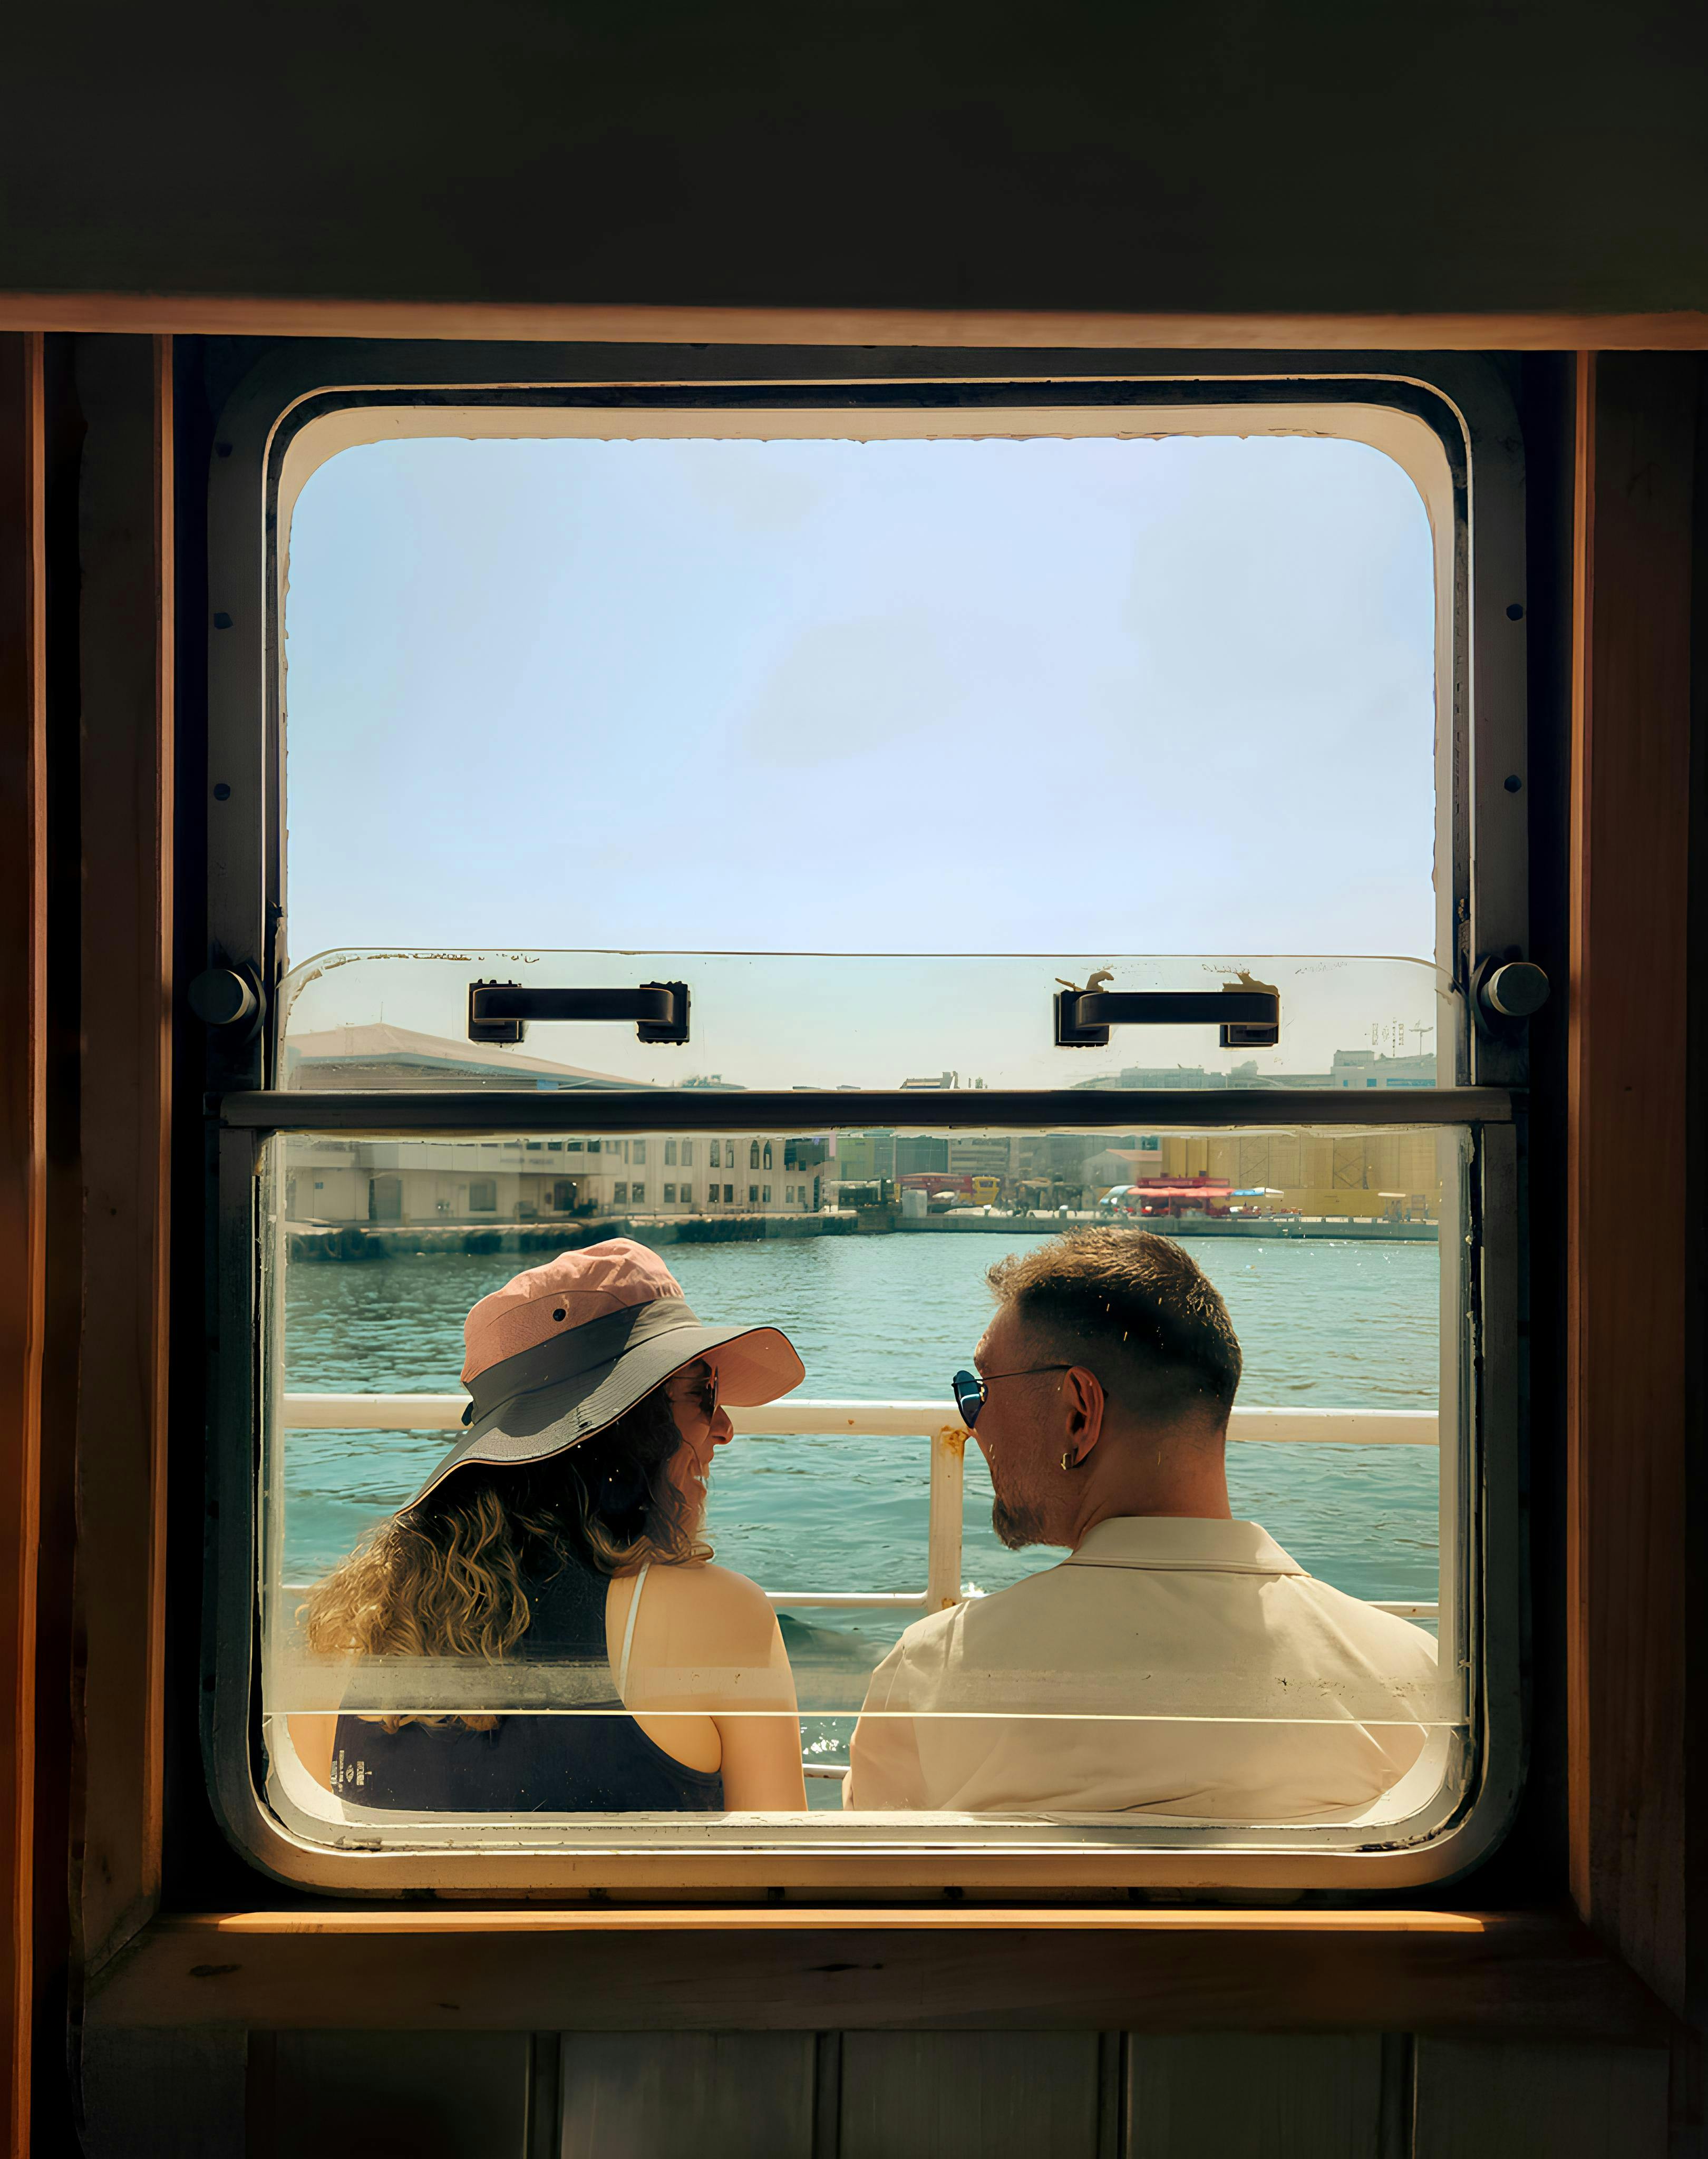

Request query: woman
[{"left": 290, "top": 1239, "right": 808, "bottom": 1812}]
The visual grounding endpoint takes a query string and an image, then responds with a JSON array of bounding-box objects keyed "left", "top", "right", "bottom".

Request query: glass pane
[
  {"left": 283, "top": 430, "right": 1437, "bottom": 965},
  {"left": 276, "top": 948, "right": 1459, "bottom": 1094},
  {"left": 259, "top": 1120, "right": 1467, "bottom": 1846}
]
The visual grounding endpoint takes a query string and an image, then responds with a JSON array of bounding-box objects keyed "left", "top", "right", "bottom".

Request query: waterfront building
[
  {"left": 1329, "top": 1047, "right": 1439, "bottom": 1088},
  {"left": 894, "top": 1134, "right": 950, "bottom": 1176},
  {"left": 1072, "top": 1045, "right": 1441, "bottom": 1093},
  {"left": 280, "top": 1028, "right": 826, "bottom": 1226},
  {"left": 1086, "top": 1130, "right": 1442, "bottom": 1221},
  {"left": 945, "top": 1133, "right": 1021, "bottom": 1183},
  {"left": 284, "top": 1022, "right": 643, "bottom": 1092},
  {"left": 829, "top": 1128, "right": 896, "bottom": 1183},
  {"left": 283, "top": 1131, "right": 827, "bottom": 1228},
  {"left": 836, "top": 1128, "right": 1016, "bottom": 1194},
  {"left": 1076, "top": 1063, "right": 1254, "bottom": 1091}
]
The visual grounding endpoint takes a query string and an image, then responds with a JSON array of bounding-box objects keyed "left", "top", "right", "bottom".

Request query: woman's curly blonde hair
[{"left": 301, "top": 1384, "right": 708, "bottom": 1732}]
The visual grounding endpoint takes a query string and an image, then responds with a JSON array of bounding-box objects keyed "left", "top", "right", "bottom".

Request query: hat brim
[{"left": 403, "top": 1312, "right": 804, "bottom": 1511}]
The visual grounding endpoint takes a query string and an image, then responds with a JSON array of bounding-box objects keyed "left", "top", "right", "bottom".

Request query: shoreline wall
[
  {"left": 284, "top": 1212, "right": 856, "bottom": 1262},
  {"left": 898, "top": 1213, "right": 1439, "bottom": 1242},
  {"left": 286, "top": 1208, "right": 1437, "bottom": 1260}
]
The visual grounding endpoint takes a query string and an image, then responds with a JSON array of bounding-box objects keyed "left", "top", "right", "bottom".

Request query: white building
[
  {"left": 283, "top": 1132, "right": 827, "bottom": 1227},
  {"left": 1329, "top": 1048, "right": 1439, "bottom": 1090},
  {"left": 279, "top": 1026, "right": 827, "bottom": 1226}
]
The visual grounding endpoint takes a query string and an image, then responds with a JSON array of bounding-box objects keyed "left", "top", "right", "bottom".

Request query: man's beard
[{"left": 991, "top": 1492, "right": 1047, "bottom": 1551}]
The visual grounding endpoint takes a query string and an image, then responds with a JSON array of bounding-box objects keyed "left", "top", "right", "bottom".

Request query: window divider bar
[{"left": 216, "top": 1086, "right": 1512, "bottom": 1136}]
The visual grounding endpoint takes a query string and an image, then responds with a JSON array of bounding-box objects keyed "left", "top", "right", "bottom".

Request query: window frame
[{"left": 199, "top": 346, "right": 1529, "bottom": 1900}]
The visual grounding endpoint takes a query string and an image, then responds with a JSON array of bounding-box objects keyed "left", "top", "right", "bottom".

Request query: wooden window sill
[{"left": 86, "top": 1907, "right": 1674, "bottom": 2043}]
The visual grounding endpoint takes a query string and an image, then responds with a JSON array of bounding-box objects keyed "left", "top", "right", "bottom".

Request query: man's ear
[{"left": 1062, "top": 1365, "right": 1105, "bottom": 1461}]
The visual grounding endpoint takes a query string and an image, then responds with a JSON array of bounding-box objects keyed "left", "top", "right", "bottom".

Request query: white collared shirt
[{"left": 843, "top": 1516, "right": 1444, "bottom": 1820}]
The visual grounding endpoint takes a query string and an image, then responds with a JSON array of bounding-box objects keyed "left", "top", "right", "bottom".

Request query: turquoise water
[{"left": 280, "top": 1230, "right": 1441, "bottom": 1624}]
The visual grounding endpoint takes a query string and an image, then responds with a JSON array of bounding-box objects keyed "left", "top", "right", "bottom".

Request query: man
[{"left": 845, "top": 1229, "right": 1442, "bottom": 1817}]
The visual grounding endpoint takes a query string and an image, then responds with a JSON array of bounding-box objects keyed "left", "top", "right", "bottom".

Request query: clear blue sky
[{"left": 284, "top": 432, "right": 1436, "bottom": 973}]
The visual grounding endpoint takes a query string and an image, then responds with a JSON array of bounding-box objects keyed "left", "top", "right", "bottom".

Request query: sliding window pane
[{"left": 262, "top": 1121, "right": 1464, "bottom": 1845}]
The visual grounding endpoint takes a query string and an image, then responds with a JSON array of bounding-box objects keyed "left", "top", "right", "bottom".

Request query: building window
[
  {"left": 750, "top": 1140, "right": 761, "bottom": 1170},
  {"left": 468, "top": 1179, "right": 497, "bottom": 1211},
  {"left": 681, "top": 1140, "right": 694, "bottom": 1167},
  {"left": 632, "top": 1183, "right": 646, "bottom": 1204},
  {"left": 613, "top": 1181, "right": 628, "bottom": 1203},
  {"left": 551, "top": 1180, "right": 576, "bottom": 1210},
  {"left": 663, "top": 1183, "right": 676, "bottom": 1202},
  {"left": 664, "top": 1140, "right": 677, "bottom": 1165},
  {"left": 679, "top": 1183, "right": 693, "bottom": 1205},
  {"left": 633, "top": 1140, "right": 646, "bottom": 1165},
  {"left": 762, "top": 1184, "right": 772, "bottom": 1203},
  {"left": 724, "top": 1184, "right": 734, "bottom": 1203},
  {"left": 710, "top": 1140, "right": 722, "bottom": 1169},
  {"left": 763, "top": 1142, "right": 773, "bottom": 1170},
  {"left": 749, "top": 1184, "right": 759, "bottom": 1203}
]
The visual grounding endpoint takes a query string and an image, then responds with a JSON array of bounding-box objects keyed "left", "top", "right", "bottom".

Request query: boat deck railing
[{"left": 282, "top": 1396, "right": 1440, "bottom": 1622}]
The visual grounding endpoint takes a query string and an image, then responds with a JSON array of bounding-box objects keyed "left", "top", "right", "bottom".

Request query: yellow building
[{"left": 1137, "top": 1128, "right": 1444, "bottom": 1220}]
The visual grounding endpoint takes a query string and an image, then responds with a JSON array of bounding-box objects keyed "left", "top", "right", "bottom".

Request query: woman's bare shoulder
[{"left": 644, "top": 1559, "right": 775, "bottom": 1640}]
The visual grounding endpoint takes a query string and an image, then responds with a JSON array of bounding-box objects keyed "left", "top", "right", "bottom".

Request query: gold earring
[{"left": 1061, "top": 1451, "right": 1074, "bottom": 1472}]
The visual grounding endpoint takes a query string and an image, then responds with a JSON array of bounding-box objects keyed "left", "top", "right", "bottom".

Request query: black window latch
[
  {"left": 1054, "top": 980, "right": 1280, "bottom": 1050},
  {"left": 468, "top": 980, "right": 690, "bottom": 1047}
]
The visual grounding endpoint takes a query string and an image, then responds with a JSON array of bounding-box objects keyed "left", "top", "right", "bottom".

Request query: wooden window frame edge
[
  {"left": 198, "top": 346, "right": 1528, "bottom": 1901},
  {"left": 1564, "top": 352, "right": 1699, "bottom": 2018}
]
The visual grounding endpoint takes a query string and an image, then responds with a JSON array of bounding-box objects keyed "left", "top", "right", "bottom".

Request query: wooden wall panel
[
  {"left": 69, "top": 2026, "right": 1682, "bottom": 2159},
  {"left": 839, "top": 2031, "right": 1101, "bottom": 2159},
  {"left": 559, "top": 2032, "right": 814, "bottom": 2159},
  {"left": 80, "top": 2026, "right": 245, "bottom": 2159},
  {"left": 71, "top": 334, "right": 174, "bottom": 1973},
  {"left": 1567, "top": 354, "right": 1701, "bottom": 2015},
  {"left": 1125, "top": 2034, "right": 1384, "bottom": 2158},
  {"left": 1413, "top": 2039, "right": 1668, "bottom": 2159},
  {"left": 7, "top": 6, "right": 1708, "bottom": 329},
  {"left": 263, "top": 2031, "right": 531, "bottom": 2159},
  {"left": 0, "top": 330, "right": 46, "bottom": 2159}
]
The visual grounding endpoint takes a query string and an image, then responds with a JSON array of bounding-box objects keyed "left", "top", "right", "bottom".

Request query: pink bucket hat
[{"left": 404, "top": 1238, "right": 804, "bottom": 1509}]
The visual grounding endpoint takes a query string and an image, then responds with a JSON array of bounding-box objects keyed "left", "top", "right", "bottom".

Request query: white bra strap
[{"left": 615, "top": 1562, "right": 651, "bottom": 1699}]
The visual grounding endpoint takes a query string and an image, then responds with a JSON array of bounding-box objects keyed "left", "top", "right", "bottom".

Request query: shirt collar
[{"left": 1064, "top": 1515, "right": 1306, "bottom": 1576}]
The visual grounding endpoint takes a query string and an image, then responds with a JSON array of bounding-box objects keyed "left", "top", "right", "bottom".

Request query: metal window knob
[
  {"left": 188, "top": 967, "right": 261, "bottom": 1028},
  {"left": 1478, "top": 959, "right": 1550, "bottom": 1021}
]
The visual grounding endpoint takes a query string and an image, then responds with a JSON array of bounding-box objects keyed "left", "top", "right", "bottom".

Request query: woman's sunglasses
[
  {"left": 952, "top": 1364, "right": 1072, "bottom": 1430},
  {"left": 680, "top": 1364, "right": 721, "bottom": 1420}
]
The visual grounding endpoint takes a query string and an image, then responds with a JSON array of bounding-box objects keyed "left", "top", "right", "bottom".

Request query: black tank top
[{"left": 330, "top": 1557, "right": 725, "bottom": 1812}]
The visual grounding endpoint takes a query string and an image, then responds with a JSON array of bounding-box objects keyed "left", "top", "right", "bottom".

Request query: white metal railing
[{"left": 282, "top": 1396, "right": 1440, "bottom": 1621}]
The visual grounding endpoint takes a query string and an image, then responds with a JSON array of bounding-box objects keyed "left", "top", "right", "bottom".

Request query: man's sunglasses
[{"left": 952, "top": 1364, "right": 1073, "bottom": 1431}]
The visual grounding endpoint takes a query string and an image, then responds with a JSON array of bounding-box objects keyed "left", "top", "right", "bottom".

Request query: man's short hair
[{"left": 987, "top": 1228, "right": 1241, "bottom": 1426}]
